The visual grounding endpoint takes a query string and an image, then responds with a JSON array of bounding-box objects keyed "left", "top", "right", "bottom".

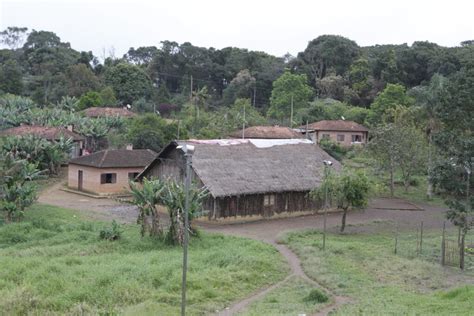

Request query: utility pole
[
  {"left": 242, "top": 101, "right": 246, "bottom": 139},
  {"left": 290, "top": 95, "right": 294, "bottom": 128},
  {"left": 189, "top": 75, "right": 193, "bottom": 101},
  {"left": 253, "top": 84, "right": 256, "bottom": 107}
]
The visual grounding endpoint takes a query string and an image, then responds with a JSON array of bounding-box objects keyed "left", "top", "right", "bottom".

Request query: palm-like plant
[{"left": 129, "top": 178, "right": 166, "bottom": 237}]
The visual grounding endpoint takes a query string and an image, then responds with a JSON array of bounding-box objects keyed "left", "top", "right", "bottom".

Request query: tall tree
[
  {"left": 267, "top": 71, "right": 313, "bottom": 121},
  {"left": 104, "top": 63, "right": 153, "bottom": 105}
]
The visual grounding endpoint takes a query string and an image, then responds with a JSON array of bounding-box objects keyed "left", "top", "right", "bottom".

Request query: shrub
[
  {"left": 304, "top": 288, "right": 329, "bottom": 303},
  {"left": 99, "top": 220, "right": 123, "bottom": 241},
  {"left": 319, "top": 138, "right": 348, "bottom": 161}
]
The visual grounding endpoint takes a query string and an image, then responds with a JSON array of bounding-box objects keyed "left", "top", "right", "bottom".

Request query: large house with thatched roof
[
  {"left": 228, "top": 126, "right": 304, "bottom": 139},
  {"left": 139, "top": 139, "right": 341, "bottom": 219},
  {"left": 298, "top": 120, "right": 369, "bottom": 147},
  {"left": 68, "top": 149, "right": 156, "bottom": 195},
  {"left": 0, "top": 124, "right": 85, "bottom": 158}
]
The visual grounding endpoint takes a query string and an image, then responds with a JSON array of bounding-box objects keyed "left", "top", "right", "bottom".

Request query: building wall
[
  {"left": 68, "top": 164, "right": 144, "bottom": 195},
  {"left": 313, "top": 130, "right": 368, "bottom": 147},
  {"left": 204, "top": 191, "right": 323, "bottom": 219}
]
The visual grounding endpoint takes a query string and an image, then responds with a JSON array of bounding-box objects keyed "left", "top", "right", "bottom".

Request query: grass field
[
  {"left": 0, "top": 204, "right": 287, "bottom": 315},
  {"left": 238, "top": 276, "right": 329, "bottom": 316},
  {"left": 282, "top": 228, "right": 474, "bottom": 315}
]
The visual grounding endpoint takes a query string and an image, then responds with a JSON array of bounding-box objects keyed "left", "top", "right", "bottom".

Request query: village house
[
  {"left": 229, "top": 126, "right": 304, "bottom": 139},
  {"left": 298, "top": 120, "right": 369, "bottom": 147},
  {"left": 139, "top": 139, "right": 341, "bottom": 219},
  {"left": 0, "top": 124, "right": 85, "bottom": 158},
  {"left": 68, "top": 149, "right": 156, "bottom": 195},
  {"left": 82, "top": 107, "right": 136, "bottom": 118}
]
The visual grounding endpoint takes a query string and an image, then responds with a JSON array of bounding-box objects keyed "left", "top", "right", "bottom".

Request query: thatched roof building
[
  {"left": 140, "top": 139, "right": 340, "bottom": 219},
  {"left": 228, "top": 126, "right": 304, "bottom": 139}
]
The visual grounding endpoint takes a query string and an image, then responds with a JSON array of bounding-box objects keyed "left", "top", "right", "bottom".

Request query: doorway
[{"left": 78, "top": 170, "right": 83, "bottom": 191}]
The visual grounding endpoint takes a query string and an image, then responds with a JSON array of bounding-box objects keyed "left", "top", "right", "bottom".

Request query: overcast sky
[{"left": 1, "top": 0, "right": 473, "bottom": 58}]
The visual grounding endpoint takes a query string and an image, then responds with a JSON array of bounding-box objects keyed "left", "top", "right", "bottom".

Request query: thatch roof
[
  {"left": 229, "top": 126, "right": 304, "bottom": 139},
  {"left": 302, "top": 120, "right": 369, "bottom": 132},
  {"left": 0, "top": 125, "right": 84, "bottom": 141},
  {"left": 82, "top": 107, "right": 136, "bottom": 118},
  {"left": 141, "top": 139, "right": 341, "bottom": 198},
  {"left": 69, "top": 149, "right": 157, "bottom": 168}
]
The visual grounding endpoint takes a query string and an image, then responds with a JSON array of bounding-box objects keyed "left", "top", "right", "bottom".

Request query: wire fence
[{"left": 393, "top": 221, "right": 473, "bottom": 272}]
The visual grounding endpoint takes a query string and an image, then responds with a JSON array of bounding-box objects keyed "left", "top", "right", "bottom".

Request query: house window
[
  {"left": 128, "top": 172, "right": 140, "bottom": 180},
  {"left": 337, "top": 134, "right": 345, "bottom": 142},
  {"left": 351, "top": 135, "right": 362, "bottom": 143},
  {"left": 322, "top": 134, "right": 330, "bottom": 140},
  {"left": 264, "top": 194, "right": 275, "bottom": 206},
  {"left": 100, "top": 173, "right": 117, "bottom": 184}
]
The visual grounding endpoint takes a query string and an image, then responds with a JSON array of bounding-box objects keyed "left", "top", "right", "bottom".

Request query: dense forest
[{"left": 0, "top": 27, "right": 472, "bottom": 115}]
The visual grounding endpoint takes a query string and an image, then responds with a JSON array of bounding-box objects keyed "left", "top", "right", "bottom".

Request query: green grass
[
  {"left": 0, "top": 204, "right": 287, "bottom": 315},
  {"left": 238, "top": 276, "right": 330, "bottom": 316},
  {"left": 282, "top": 228, "right": 474, "bottom": 315}
]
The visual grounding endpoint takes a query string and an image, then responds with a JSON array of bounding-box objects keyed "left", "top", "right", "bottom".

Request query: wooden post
[
  {"left": 420, "top": 221, "right": 424, "bottom": 255},
  {"left": 394, "top": 222, "right": 399, "bottom": 255},
  {"left": 441, "top": 221, "right": 446, "bottom": 266},
  {"left": 460, "top": 232, "right": 465, "bottom": 270},
  {"left": 322, "top": 209, "right": 327, "bottom": 250}
]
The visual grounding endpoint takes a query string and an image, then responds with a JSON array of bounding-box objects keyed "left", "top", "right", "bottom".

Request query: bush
[
  {"left": 99, "top": 220, "right": 123, "bottom": 241},
  {"left": 319, "top": 138, "right": 348, "bottom": 161},
  {"left": 304, "top": 288, "right": 329, "bottom": 303}
]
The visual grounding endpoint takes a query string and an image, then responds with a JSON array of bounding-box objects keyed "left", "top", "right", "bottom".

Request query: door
[{"left": 78, "top": 170, "right": 83, "bottom": 191}]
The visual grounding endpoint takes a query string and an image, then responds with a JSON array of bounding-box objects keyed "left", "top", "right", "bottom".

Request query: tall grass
[
  {"left": 0, "top": 204, "right": 287, "bottom": 315},
  {"left": 283, "top": 228, "right": 474, "bottom": 315}
]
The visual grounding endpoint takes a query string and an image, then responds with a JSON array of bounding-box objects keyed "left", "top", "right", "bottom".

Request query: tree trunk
[
  {"left": 426, "top": 132, "right": 433, "bottom": 199},
  {"left": 460, "top": 232, "right": 465, "bottom": 270},
  {"left": 150, "top": 210, "right": 162, "bottom": 237},
  {"left": 340, "top": 207, "right": 348, "bottom": 233},
  {"left": 390, "top": 168, "right": 395, "bottom": 197}
]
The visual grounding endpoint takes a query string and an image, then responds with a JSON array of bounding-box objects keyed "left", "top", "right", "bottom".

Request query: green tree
[
  {"left": 223, "top": 69, "right": 256, "bottom": 105},
  {"left": 311, "top": 170, "right": 370, "bottom": 232},
  {"left": 368, "top": 83, "right": 413, "bottom": 125},
  {"left": 129, "top": 178, "right": 165, "bottom": 237},
  {"left": 65, "top": 63, "right": 100, "bottom": 97},
  {"left": 104, "top": 63, "right": 153, "bottom": 105},
  {"left": 0, "top": 153, "right": 42, "bottom": 223},
  {"left": 99, "top": 86, "right": 117, "bottom": 106},
  {"left": 0, "top": 59, "right": 23, "bottom": 94},
  {"left": 268, "top": 71, "right": 313, "bottom": 121},
  {"left": 432, "top": 62, "right": 474, "bottom": 270},
  {"left": 78, "top": 91, "right": 102, "bottom": 110},
  {"left": 127, "top": 114, "right": 180, "bottom": 152},
  {"left": 0, "top": 26, "right": 28, "bottom": 49},
  {"left": 297, "top": 35, "right": 360, "bottom": 83},
  {"left": 162, "top": 180, "right": 208, "bottom": 245}
]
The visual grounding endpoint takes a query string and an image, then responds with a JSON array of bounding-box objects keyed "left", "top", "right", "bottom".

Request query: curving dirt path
[{"left": 202, "top": 198, "right": 449, "bottom": 316}]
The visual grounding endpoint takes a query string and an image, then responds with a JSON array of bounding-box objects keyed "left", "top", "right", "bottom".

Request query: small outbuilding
[
  {"left": 139, "top": 139, "right": 341, "bottom": 219},
  {"left": 298, "top": 120, "right": 369, "bottom": 146},
  {"left": 68, "top": 149, "right": 156, "bottom": 195}
]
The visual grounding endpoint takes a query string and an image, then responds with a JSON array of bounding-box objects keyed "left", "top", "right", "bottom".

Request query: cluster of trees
[{"left": 130, "top": 178, "right": 208, "bottom": 245}]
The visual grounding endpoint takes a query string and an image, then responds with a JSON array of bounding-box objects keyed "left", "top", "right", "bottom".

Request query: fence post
[
  {"left": 420, "top": 221, "right": 424, "bottom": 255},
  {"left": 441, "top": 222, "right": 446, "bottom": 266},
  {"left": 394, "top": 222, "right": 399, "bottom": 255},
  {"left": 460, "top": 232, "right": 465, "bottom": 270}
]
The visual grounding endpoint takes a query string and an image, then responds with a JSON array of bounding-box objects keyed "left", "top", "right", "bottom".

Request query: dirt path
[
  {"left": 38, "top": 183, "right": 451, "bottom": 315},
  {"left": 204, "top": 198, "right": 450, "bottom": 315},
  {"left": 38, "top": 180, "right": 138, "bottom": 224}
]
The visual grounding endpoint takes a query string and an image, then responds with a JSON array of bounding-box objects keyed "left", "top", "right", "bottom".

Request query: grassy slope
[
  {"left": 238, "top": 276, "right": 329, "bottom": 316},
  {"left": 0, "top": 204, "right": 287, "bottom": 315},
  {"left": 282, "top": 229, "right": 474, "bottom": 315}
]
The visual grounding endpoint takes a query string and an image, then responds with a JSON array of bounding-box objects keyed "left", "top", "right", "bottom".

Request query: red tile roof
[
  {"left": 303, "top": 120, "right": 369, "bottom": 132},
  {"left": 69, "top": 149, "right": 157, "bottom": 168},
  {"left": 82, "top": 107, "right": 136, "bottom": 118},
  {"left": 0, "top": 125, "right": 84, "bottom": 141},
  {"left": 229, "top": 126, "right": 304, "bottom": 139}
]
